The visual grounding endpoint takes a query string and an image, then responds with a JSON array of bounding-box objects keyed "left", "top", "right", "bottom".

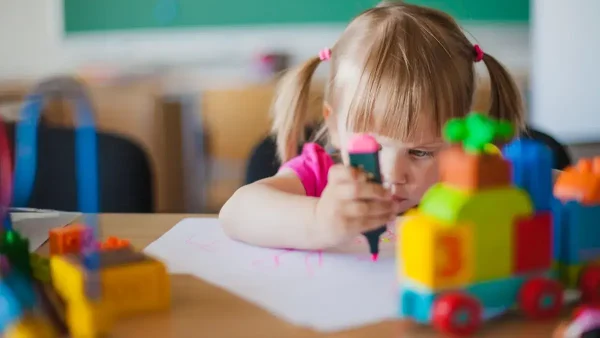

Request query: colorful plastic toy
[
  {"left": 0, "top": 76, "right": 171, "bottom": 337},
  {"left": 398, "top": 112, "right": 564, "bottom": 336},
  {"left": 554, "top": 305, "right": 600, "bottom": 338},
  {"left": 552, "top": 158, "right": 600, "bottom": 304}
]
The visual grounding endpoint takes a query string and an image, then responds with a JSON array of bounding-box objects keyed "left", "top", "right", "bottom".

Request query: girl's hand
[{"left": 313, "top": 164, "right": 401, "bottom": 246}]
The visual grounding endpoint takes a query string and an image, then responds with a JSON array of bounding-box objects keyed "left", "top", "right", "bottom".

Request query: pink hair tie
[
  {"left": 318, "top": 48, "right": 331, "bottom": 61},
  {"left": 473, "top": 44, "right": 484, "bottom": 62}
]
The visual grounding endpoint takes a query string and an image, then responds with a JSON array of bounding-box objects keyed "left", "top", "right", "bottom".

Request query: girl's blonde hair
[{"left": 271, "top": 1, "right": 524, "bottom": 162}]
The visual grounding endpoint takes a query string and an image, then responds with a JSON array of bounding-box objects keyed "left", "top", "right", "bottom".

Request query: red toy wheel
[
  {"left": 579, "top": 264, "right": 600, "bottom": 304},
  {"left": 519, "top": 277, "right": 564, "bottom": 319},
  {"left": 433, "top": 292, "right": 482, "bottom": 337}
]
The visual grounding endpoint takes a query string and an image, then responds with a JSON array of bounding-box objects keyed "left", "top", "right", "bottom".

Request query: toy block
[
  {"left": 100, "top": 236, "right": 131, "bottom": 251},
  {"left": 4, "top": 314, "right": 57, "bottom": 338},
  {"left": 0, "top": 230, "right": 32, "bottom": 278},
  {"left": 399, "top": 285, "right": 436, "bottom": 324},
  {"left": 443, "top": 112, "right": 514, "bottom": 154},
  {"left": 420, "top": 184, "right": 533, "bottom": 226},
  {"left": 439, "top": 145, "right": 511, "bottom": 190},
  {"left": 4, "top": 272, "right": 38, "bottom": 311},
  {"left": 30, "top": 253, "right": 51, "bottom": 283},
  {"left": 419, "top": 185, "right": 532, "bottom": 282},
  {"left": 502, "top": 138, "right": 554, "bottom": 212},
  {"left": 552, "top": 201, "right": 600, "bottom": 265},
  {"left": 51, "top": 247, "right": 170, "bottom": 319},
  {"left": 49, "top": 224, "right": 88, "bottom": 256},
  {"left": 0, "top": 281, "right": 23, "bottom": 332},
  {"left": 400, "top": 212, "right": 473, "bottom": 290},
  {"left": 513, "top": 212, "right": 553, "bottom": 273},
  {"left": 554, "top": 157, "right": 600, "bottom": 205},
  {"left": 66, "top": 299, "right": 113, "bottom": 338}
]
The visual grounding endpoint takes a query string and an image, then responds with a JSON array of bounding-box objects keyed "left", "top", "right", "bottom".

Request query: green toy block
[
  {"left": 443, "top": 112, "right": 514, "bottom": 154},
  {"left": 0, "top": 230, "right": 33, "bottom": 278}
]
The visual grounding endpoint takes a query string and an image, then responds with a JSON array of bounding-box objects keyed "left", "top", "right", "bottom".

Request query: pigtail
[
  {"left": 270, "top": 56, "right": 322, "bottom": 163},
  {"left": 482, "top": 53, "right": 525, "bottom": 130}
]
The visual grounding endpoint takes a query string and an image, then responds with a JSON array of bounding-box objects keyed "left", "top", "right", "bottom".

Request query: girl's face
[{"left": 372, "top": 125, "right": 446, "bottom": 213}]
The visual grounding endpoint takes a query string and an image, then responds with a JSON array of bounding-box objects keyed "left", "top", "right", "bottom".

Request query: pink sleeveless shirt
[{"left": 279, "top": 143, "right": 334, "bottom": 197}]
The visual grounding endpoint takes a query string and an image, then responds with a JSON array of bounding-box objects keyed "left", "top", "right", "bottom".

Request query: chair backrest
[
  {"left": 520, "top": 126, "right": 572, "bottom": 170},
  {"left": 6, "top": 123, "right": 154, "bottom": 213}
]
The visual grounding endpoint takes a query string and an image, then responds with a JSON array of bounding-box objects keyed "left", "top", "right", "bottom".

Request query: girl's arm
[{"left": 219, "top": 169, "right": 327, "bottom": 250}]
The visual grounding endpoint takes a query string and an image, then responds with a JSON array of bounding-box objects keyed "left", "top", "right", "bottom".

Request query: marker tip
[{"left": 371, "top": 253, "right": 378, "bottom": 261}]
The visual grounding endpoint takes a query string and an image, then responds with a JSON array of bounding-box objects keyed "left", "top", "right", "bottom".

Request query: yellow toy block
[
  {"left": 101, "top": 257, "right": 170, "bottom": 317},
  {"left": 4, "top": 315, "right": 57, "bottom": 338},
  {"left": 51, "top": 248, "right": 171, "bottom": 319},
  {"left": 400, "top": 212, "right": 474, "bottom": 290},
  {"left": 66, "top": 299, "right": 113, "bottom": 338},
  {"left": 417, "top": 184, "right": 534, "bottom": 282}
]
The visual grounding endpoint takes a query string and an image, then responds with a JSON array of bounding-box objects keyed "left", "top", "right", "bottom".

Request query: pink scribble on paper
[
  {"left": 185, "top": 236, "right": 221, "bottom": 252},
  {"left": 252, "top": 249, "right": 324, "bottom": 276}
]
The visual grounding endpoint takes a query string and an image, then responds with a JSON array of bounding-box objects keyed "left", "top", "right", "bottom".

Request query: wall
[
  {"left": 0, "top": 0, "right": 530, "bottom": 82},
  {"left": 530, "top": 0, "right": 600, "bottom": 144}
]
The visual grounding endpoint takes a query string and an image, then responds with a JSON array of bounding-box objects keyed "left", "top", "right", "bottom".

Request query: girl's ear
[{"left": 322, "top": 103, "right": 332, "bottom": 120}]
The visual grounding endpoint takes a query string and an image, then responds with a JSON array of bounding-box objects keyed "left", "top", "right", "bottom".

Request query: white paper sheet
[
  {"left": 10, "top": 208, "right": 82, "bottom": 250},
  {"left": 144, "top": 217, "right": 399, "bottom": 332}
]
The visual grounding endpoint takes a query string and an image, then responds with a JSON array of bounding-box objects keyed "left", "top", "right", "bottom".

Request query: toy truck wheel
[
  {"left": 519, "top": 277, "right": 564, "bottom": 319},
  {"left": 432, "top": 292, "right": 482, "bottom": 337},
  {"left": 579, "top": 265, "right": 600, "bottom": 304}
]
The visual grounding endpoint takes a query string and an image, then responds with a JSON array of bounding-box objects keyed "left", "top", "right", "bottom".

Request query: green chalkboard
[{"left": 63, "top": 0, "right": 529, "bottom": 34}]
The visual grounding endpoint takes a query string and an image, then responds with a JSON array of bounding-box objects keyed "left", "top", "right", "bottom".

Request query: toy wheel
[
  {"left": 433, "top": 292, "right": 482, "bottom": 337},
  {"left": 519, "top": 277, "right": 564, "bottom": 319},
  {"left": 579, "top": 264, "right": 600, "bottom": 304}
]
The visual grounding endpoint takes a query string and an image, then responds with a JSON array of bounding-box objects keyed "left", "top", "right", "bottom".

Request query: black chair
[
  {"left": 521, "top": 126, "right": 572, "bottom": 170},
  {"left": 6, "top": 123, "right": 154, "bottom": 213}
]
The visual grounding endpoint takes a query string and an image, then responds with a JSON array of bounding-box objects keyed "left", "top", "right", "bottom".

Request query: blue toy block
[
  {"left": 552, "top": 200, "right": 600, "bottom": 265},
  {"left": 3, "top": 271, "right": 38, "bottom": 311},
  {"left": 0, "top": 281, "right": 23, "bottom": 332},
  {"left": 502, "top": 139, "right": 554, "bottom": 212}
]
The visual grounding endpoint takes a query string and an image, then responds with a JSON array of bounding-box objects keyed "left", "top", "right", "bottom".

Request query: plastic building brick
[
  {"left": 48, "top": 224, "right": 88, "bottom": 256},
  {"left": 439, "top": 145, "right": 511, "bottom": 190},
  {"left": 513, "top": 212, "right": 553, "bottom": 273},
  {"left": 401, "top": 214, "right": 473, "bottom": 289},
  {"left": 554, "top": 305, "right": 600, "bottom": 338},
  {"left": 51, "top": 246, "right": 170, "bottom": 320},
  {"left": 0, "top": 281, "right": 23, "bottom": 333},
  {"left": 65, "top": 299, "right": 113, "bottom": 338},
  {"left": 554, "top": 157, "right": 600, "bottom": 205},
  {"left": 417, "top": 184, "right": 532, "bottom": 282},
  {"left": 398, "top": 112, "right": 565, "bottom": 336},
  {"left": 4, "top": 314, "right": 56, "bottom": 338},
  {"left": 502, "top": 138, "right": 554, "bottom": 212},
  {"left": 0, "top": 230, "right": 32, "bottom": 278},
  {"left": 99, "top": 236, "right": 131, "bottom": 251},
  {"left": 443, "top": 112, "right": 514, "bottom": 154},
  {"left": 30, "top": 253, "right": 51, "bottom": 284}
]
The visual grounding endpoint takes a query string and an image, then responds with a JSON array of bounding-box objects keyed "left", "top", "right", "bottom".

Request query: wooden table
[{"left": 56, "top": 213, "right": 567, "bottom": 338}]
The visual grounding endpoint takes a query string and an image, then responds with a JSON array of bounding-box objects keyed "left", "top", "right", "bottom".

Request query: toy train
[
  {"left": 397, "top": 112, "right": 600, "bottom": 336},
  {"left": 0, "top": 225, "right": 170, "bottom": 337}
]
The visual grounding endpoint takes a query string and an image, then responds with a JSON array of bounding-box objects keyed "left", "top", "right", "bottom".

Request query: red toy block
[
  {"left": 100, "top": 236, "right": 131, "bottom": 251},
  {"left": 513, "top": 212, "right": 552, "bottom": 273},
  {"left": 49, "top": 224, "right": 87, "bottom": 256}
]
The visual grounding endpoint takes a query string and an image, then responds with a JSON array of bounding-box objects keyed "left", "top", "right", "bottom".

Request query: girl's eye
[{"left": 409, "top": 149, "right": 434, "bottom": 158}]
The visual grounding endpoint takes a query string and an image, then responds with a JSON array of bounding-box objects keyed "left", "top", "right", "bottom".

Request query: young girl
[{"left": 220, "top": 1, "right": 524, "bottom": 250}]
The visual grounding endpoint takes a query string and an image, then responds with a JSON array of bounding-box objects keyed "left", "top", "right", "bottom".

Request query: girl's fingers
[
  {"left": 338, "top": 181, "right": 391, "bottom": 201},
  {"left": 343, "top": 200, "right": 395, "bottom": 218},
  {"left": 344, "top": 213, "right": 396, "bottom": 233}
]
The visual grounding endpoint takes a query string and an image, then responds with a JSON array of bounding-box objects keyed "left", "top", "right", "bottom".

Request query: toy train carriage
[
  {"left": 50, "top": 245, "right": 170, "bottom": 337},
  {"left": 552, "top": 157, "right": 600, "bottom": 303},
  {"left": 398, "top": 138, "right": 560, "bottom": 335}
]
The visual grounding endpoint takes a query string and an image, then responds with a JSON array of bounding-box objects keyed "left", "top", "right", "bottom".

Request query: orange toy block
[
  {"left": 554, "top": 157, "right": 600, "bottom": 205},
  {"left": 49, "top": 224, "right": 91, "bottom": 255},
  {"left": 100, "top": 237, "right": 131, "bottom": 251},
  {"left": 439, "top": 145, "right": 511, "bottom": 191},
  {"left": 513, "top": 212, "right": 553, "bottom": 273}
]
